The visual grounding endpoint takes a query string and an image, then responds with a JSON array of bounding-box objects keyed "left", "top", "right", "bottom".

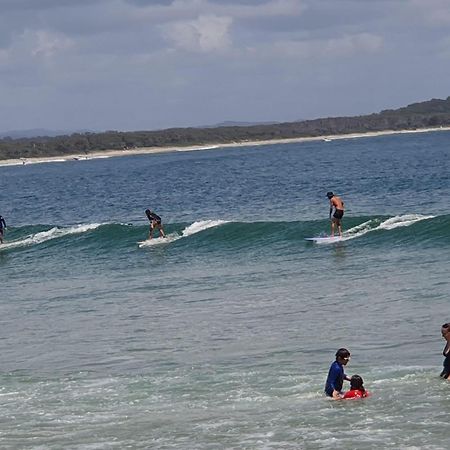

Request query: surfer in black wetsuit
[
  {"left": 145, "top": 209, "right": 166, "bottom": 239},
  {"left": 440, "top": 323, "right": 450, "bottom": 379},
  {"left": 0, "top": 215, "right": 6, "bottom": 244},
  {"left": 327, "top": 192, "right": 345, "bottom": 237}
]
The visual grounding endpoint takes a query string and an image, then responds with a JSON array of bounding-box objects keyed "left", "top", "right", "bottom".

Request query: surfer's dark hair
[{"left": 326, "top": 191, "right": 334, "bottom": 199}]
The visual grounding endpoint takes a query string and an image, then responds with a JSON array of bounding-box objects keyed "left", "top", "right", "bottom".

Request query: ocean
[{"left": 1, "top": 131, "right": 450, "bottom": 449}]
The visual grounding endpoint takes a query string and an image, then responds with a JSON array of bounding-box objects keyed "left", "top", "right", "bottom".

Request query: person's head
[
  {"left": 145, "top": 209, "right": 151, "bottom": 216},
  {"left": 442, "top": 323, "right": 450, "bottom": 338},
  {"left": 326, "top": 192, "right": 334, "bottom": 199},
  {"left": 335, "top": 348, "right": 351, "bottom": 365},
  {"left": 349, "top": 374, "right": 365, "bottom": 391}
]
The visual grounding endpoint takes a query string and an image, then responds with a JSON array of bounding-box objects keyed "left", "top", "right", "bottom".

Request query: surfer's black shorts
[
  {"left": 150, "top": 220, "right": 161, "bottom": 227},
  {"left": 333, "top": 209, "right": 344, "bottom": 220}
]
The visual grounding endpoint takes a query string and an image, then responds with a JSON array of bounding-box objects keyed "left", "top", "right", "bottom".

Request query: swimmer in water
[{"left": 343, "top": 374, "right": 370, "bottom": 399}]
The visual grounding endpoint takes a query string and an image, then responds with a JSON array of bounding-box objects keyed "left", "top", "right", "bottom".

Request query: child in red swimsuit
[{"left": 343, "top": 375, "right": 370, "bottom": 399}]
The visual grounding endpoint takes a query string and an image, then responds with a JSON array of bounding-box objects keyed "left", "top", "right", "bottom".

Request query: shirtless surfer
[{"left": 326, "top": 192, "right": 344, "bottom": 237}]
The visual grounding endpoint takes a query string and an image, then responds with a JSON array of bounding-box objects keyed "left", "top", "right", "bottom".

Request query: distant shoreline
[{"left": 1, "top": 126, "right": 449, "bottom": 167}]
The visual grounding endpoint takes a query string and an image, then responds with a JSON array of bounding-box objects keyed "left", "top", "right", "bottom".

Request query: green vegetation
[{"left": 1, "top": 97, "right": 450, "bottom": 161}]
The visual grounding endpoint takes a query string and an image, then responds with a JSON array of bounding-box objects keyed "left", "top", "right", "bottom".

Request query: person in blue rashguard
[{"left": 325, "top": 348, "right": 351, "bottom": 399}]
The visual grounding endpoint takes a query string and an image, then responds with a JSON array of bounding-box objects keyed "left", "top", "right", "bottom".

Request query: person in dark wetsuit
[
  {"left": 145, "top": 209, "right": 166, "bottom": 239},
  {"left": 326, "top": 192, "right": 345, "bottom": 237},
  {"left": 440, "top": 323, "right": 450, "bottom": 379},
  {"left": 0, "top": 215, "right": 6, "bottom": 244},
  {"left": 325, "top": 348, "right": 351, "bottom": 399}
]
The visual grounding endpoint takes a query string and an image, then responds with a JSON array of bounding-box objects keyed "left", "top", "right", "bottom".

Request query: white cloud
[
  {"left": 162, "top": 14, "right": 232, "bottom": 52},
  {"left": 0, "top": 28, "right": 73, "bottom": 68},
  {"left": 31, "top": 30, "right": 74, "bottom": 58}
]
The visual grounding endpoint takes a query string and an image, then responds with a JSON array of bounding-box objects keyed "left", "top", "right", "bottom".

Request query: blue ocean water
[{"left": 1, "top": 131, "right": 450, "bottom": 449}]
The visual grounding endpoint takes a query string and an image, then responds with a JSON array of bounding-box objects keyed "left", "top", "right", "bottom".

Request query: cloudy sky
[{"left": 0, "top": 0, "right": 449, "bottom": 133}]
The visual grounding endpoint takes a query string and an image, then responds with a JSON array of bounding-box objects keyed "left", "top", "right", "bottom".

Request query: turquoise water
[{"left": 1, "top": 131, "right": 450, "bottom": 448}]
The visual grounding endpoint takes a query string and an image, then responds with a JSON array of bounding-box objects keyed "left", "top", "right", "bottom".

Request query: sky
[{"left": 0, "top": 0, "right": 450, "bottom": 133}]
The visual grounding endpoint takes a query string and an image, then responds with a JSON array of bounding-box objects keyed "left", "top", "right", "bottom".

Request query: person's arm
[
  {"left": 332, "top": 389, "right": 342, "bottom": 399},
  {"left": 329, "top": 203, "right": 333, "bottom": 218}
]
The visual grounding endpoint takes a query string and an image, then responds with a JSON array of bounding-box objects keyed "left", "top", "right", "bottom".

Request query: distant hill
[
  {"left": 381, "top": 97, "right": 450, "bottom": 115},
  {"left": 1, "top": 97, "right": 450, "bottom": 161}
]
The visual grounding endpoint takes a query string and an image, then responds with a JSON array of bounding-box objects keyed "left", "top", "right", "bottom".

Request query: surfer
[
  {"left": 440, "top": 323, "right": 450, "bottom": 380},
  {"left": 326, "top": 192, "right": 344, "bottom": 237},
  {"left": 0, "top": 215, "right": 6, "bottom": 244},
  {"left": 325, "top": 348, "right": 351, "bottom": 399},
  {"left": 145, "top": 209, "right": 166, "bottom": 239}
]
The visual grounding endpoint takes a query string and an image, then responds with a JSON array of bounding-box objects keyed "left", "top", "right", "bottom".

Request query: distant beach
[{"left": 1, "top": 126, "right": 449, "bottom": 167}]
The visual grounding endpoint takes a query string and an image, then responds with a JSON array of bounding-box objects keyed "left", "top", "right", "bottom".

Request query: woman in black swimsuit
[{"left": 440, "top": 323, "right": 450, "bottom": 379}]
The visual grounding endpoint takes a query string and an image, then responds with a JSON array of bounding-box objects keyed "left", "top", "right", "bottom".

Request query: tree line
[{"left": 1, "top": 97, "right": 450, "bottom": 161}]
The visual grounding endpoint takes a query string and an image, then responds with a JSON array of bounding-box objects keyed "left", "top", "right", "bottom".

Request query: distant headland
[{"left": 1, "top": 96, "right": 450, "bottom": 165}]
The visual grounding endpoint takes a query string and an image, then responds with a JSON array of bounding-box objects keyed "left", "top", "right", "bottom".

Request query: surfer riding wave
[{"left": 327, "top": 192, "right": 344, "bottom": 237}]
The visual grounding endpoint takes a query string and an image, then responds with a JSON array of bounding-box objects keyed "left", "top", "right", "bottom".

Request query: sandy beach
[{"left": 1, "top": 126, "right": 449, "bottom": 167}]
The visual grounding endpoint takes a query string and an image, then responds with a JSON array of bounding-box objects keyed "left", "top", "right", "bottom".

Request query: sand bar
[{"left": 1, "top": 126, "right": 449, "bottom": 167}]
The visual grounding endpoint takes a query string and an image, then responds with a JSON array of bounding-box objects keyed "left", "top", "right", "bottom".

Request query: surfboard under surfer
[{"left": 326, "top": 192, "right": 344, "bottom": 237}]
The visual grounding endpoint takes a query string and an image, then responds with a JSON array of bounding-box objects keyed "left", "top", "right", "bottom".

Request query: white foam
[
  {"left": 0, "top": 223, "right": 103, "bottom": 251},
  {"left": 377, "top": 214, "right": 435, "bottom": 230},
  {"left": 138, "top": 220, "right": 228, "bottom": 248},
  {"left": 181, "top": 219, "right": 228, "bottom": 237},
  {"left": 341, "top": 214, "right": 434, "bottom": 242}
]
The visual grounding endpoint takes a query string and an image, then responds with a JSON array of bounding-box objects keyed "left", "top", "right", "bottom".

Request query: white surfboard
[
  {"left": 138, "top": 237, "right": 170, "bottom": 247},
  {"left": 304, "top": 236, "right": 342, "bottom": 243},
  {"left": 138, "top": 234, "right": 181, "bottom": 247}
]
